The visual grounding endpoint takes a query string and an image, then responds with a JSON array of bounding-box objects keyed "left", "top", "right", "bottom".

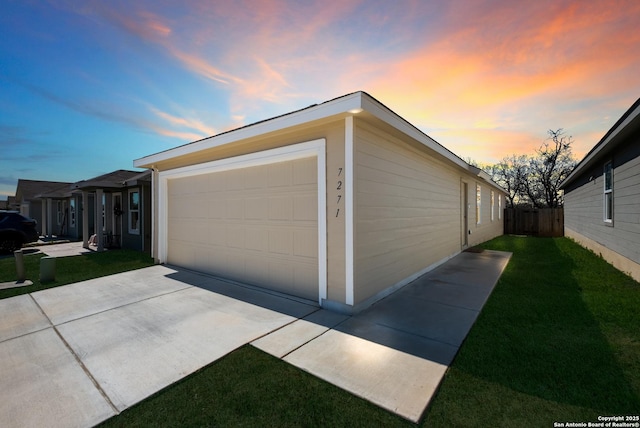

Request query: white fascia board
[
  {"left": 134, "top": 93, "right": 363, "bottom": 168},
  {"left": 359, "top": 94, "right": 469, "bottom": 170},
  {"left": 562, "top": 102, "right": 640, "bottom": 187}
]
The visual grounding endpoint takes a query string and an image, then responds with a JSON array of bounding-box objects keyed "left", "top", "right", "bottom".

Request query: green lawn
[
  {"left": 97, "top": 236, "right": 639, "bottom": 427},
  {"left": 423, "top": 236, "right": 640, "bottom": 426},
  {"left": 0, "top": 249, "right": 154, "bottom": 299}
]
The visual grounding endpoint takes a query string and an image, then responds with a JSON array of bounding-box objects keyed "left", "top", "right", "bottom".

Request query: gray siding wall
[{"left": 565, "top": 137, "right": 640, "bottom": 264}]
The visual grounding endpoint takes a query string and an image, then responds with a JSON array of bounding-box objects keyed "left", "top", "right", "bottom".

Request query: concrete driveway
[{"left": 0, "top": 249, "right": 510, "bottom": 427}]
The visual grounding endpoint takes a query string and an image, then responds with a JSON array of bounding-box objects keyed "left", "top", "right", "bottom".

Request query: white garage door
[{"left": 165, "top": 155, "right": 319, "bottom": 301}]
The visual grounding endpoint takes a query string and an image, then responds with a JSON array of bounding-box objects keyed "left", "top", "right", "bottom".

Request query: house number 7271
[{"left": 336, "top": 167, "right": 343, "bottom": 217}]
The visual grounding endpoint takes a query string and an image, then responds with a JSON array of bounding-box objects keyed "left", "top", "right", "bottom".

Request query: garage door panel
[
  {"left": 225, "top": 169, "right": 245, "bottom": 191},
  {"left": 245, "top": 228, "right": 267, "bottom": 251},
  {"left": 268, "top": 260, "right": 294, "bottom": 288},
  {"left": 269, "top": 197, "right": 293, "bottom": 220},
  {"left": 245, "top": 198, "right": 268, "bottom": 220},
  {"left": 226, "top": 199, "right": 244, "bottom": 219},
  {"left": 268, "top": 162, "right": 293, "bottom": 187},
  {"left": 293, "top": 194, "right": 316, "bottom": 221},
  {"left": 226, "top": 226, "right": 245, "bottom": 249},
  {"left": 208, "top": 200, "right": 225, "bottom": 219},
  {"left": 294, "top": 157, "right": 317, "bottom": 185},
  {"left": 268, "top": 229, "right": 292, "bottom": 255},
  {"left": 294, "top": 229, "right": 317, "bottom": 258},
  {"left": 294, "top": 264, "right": 317, "bottom": 299},
  {"left": 166, "top": 156, "right": 319, "bottom": 301},
  {"left": 244, "top": 167, "right": 267, "bottom": 189}
]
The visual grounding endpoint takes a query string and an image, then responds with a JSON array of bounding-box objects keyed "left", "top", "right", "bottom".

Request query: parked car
[{"left": 0, "top": 211, "right": 39, "bottom": 253}]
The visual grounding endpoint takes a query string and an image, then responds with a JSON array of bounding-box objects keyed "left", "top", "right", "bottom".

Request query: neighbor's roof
[
  {"left": 72, "top": 169, "right": 147, "bottom": 190},
  {"left": 35, "top": 182, "right": 75, "bottom": 199},
  {"left": 134, "top": 91, "right": 504, "bottom": 190},
  {"left": 15, "top": 179, "right": 72, "bottom": 201},
  {"left": 561, "top": 97, "right": 640, "bottom": 189}
]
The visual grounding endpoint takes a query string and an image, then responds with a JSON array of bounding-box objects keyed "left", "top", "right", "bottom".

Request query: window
[
  {"left": 498, "top": 194, "right": 502, "bottom": 219},
  {"left": 69, "top": 198, "right": 76, "bottom": 228},
  {"left": 491, "top": 191, "right": 495, "bottom": 221},
  {"left": 128, "top": 189, "right": 140, "bottom": 234},
  {"left": 476, "top": 184, "right": 481, "bottom": 224},
  {"left": 604, "top": 162, "right": 613, "bottom": 223}
]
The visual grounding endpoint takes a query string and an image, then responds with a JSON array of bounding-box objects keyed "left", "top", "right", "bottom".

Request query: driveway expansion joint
[{"left": 28, "top": 293, "right": 120, "bottom": 413}]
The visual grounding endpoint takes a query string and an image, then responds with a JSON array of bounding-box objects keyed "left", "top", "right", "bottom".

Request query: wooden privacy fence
[{"left": 504, "top": 208, "right": 564, "bottom": 237}]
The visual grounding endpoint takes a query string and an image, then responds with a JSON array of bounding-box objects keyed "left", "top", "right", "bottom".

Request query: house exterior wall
[
  {"left": 66, "top": 194, "right": 81, "bottom": 240},
  {"left": 138, "top": 95, "right": 506, "bottom": 312},
  {"left": 120, "top": 185, "right": 151, "bottom": 252},
  {"left": 28, "top": 200, "right": 44, "bottom": 235},
  {"left": 352, "top": 120, "right": 505, "bottom": 307},
  {"left": 564, "top": 135, "right": 640, "bottom": 281},
  {"left": 469, "top": 178, "right": 504, "bottom": 246}
]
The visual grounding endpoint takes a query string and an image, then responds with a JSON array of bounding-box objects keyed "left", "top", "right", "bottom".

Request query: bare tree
[
  {"left": 488, "top": 129, "right": 577, "bottom": 208},
  {"left": 491, "top": 154, "right": 529, "bottom": 208},
  {"left": 524, "top": 129, "right": 577, "bottom": 208}
]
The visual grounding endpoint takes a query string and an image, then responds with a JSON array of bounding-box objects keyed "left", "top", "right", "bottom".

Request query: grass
[
  {"left": 0, "top": 249, "right": 154, "bottom": 299},
  {"left": 96, "top": 236, "right": 639, "bottom": 427}
]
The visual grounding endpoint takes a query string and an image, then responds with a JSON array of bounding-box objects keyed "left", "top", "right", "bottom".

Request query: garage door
[{"left": 165, "top": 156, "right": 319, "bottom": 301}]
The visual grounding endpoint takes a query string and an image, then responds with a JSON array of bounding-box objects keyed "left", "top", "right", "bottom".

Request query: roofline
[
  {"left": 134, "top": 91, "right": 470, "bottom": 171},
  {"left": 561, "top": 97, "right": 640, "bottom": 188}
]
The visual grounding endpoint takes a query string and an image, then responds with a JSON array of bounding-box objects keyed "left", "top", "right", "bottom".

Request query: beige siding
[
  {"left": 468, "top": 180, "right": 504, "bottom": 246},
  {"left": 166, "top": 157, "right": 319, "bottom": 300},
  {"left": 353, "top": 122, "right": 462, "bottom": 304}
]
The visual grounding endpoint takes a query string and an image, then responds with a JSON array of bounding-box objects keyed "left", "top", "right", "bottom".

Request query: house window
[
  {"left": 491, "top": 191, "right": 495, "bottom": 221},
  {"left": 128, "top": 189, "right": 140, "bottom": 235},
  {"left": 604, "top": 161, "right": 613, "bottom": 223},
  {"left": 498, "top": 194, "right": 502, "bottom": 220},
  {"left": 69, "top": 199, "right": 76, "bottom": 228},
  {"left": 476, "top": 184, "right": 481, "bottom": 224}
]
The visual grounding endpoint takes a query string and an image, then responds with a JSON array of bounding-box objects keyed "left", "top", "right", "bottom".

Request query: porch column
[
  {"left": 41, "top": 200, "right": 46, "bottom": 238},
  {"left": 96, "top": 189, "right": 104, "bottom": 252},
  {"left": 82, "top": 191, "right": 89, "bottom": 249},
  {"left": 46, "top": 198, "right": 52, "bottom": 237}
]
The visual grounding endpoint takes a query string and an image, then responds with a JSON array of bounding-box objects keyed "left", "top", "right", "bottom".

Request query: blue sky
[{"left": 2, "top": 0, "right": 640, "bottom": 200}]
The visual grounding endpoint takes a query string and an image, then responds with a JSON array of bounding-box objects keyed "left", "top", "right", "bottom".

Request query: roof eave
[
  {"left": 134, "top": 92, "right": 365, "bottom": 168},
  {"left": 133, "top": 91, "right": 471, "bottom": 172},
  {"left": 561, "top": 98, "right": 640, "bottom": 189}
]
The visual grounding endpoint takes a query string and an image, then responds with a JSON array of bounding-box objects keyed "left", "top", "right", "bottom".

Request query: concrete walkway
[{"left": 0, "top": 249, "right": 510, "bottom": 426}]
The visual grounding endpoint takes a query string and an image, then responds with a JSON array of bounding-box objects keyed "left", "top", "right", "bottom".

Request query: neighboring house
[
  {"left": 14, "top": 179, "right": 72, "bottom": 236},
  {"left": 134, "top": 91, "right": 506, "bottom": 313},
  {"left": 71, "top": 169, "right": 151, "bottom": 253},
  {"left": 35, "top": 183, "right": 77, "bottom": 239},
  {"left": 561, "top": 98, "right": 640, "bottom": 282}
]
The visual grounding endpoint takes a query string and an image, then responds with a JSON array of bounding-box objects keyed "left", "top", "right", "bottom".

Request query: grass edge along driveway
[
  {"left": 0, "top": 249, "right": 154, "bottom": 299},
  {"left": 96, "top": 236, "right": 640, "bottom": 427}
]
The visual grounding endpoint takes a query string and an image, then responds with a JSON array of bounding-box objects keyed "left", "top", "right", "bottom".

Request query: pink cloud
[{"left": 150, "top": 108, "right": 217, "bottom": 137}]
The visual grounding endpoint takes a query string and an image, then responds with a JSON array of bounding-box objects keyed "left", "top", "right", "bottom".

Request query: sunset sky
[{"left": 2, "top": 0, "right": 639, "bottom": 200}]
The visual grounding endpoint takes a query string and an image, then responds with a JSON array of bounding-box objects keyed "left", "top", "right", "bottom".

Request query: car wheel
[{"left": 0, "top": 233, "right": 22, "bottom": 253}]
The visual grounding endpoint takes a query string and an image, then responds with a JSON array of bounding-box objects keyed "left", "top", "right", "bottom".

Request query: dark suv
[{"left": 0, "top": 211, "right": 39, "bottom": 253}]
